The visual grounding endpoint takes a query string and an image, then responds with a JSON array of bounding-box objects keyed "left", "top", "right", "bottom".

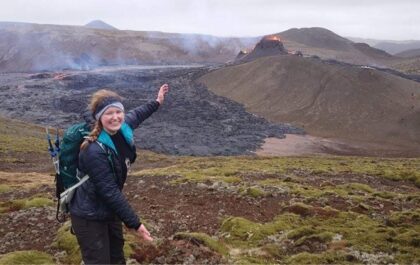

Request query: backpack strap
[{"left": 96, "top": 141, "right": 117, "bottom": 180}]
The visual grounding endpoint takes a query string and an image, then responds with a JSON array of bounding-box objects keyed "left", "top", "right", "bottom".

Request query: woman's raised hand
[{"left": 156, "top": 84, "right": 169, "bottom": 105}]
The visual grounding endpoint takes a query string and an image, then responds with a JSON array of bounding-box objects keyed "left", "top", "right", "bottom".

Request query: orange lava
[{"left": 263, "top": 35, "right": 281, "bottom": 41}]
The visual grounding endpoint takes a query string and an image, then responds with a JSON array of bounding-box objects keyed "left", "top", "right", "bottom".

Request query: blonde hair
[{"left": 80, "top": 89, "right": 123, "bottom": 150}]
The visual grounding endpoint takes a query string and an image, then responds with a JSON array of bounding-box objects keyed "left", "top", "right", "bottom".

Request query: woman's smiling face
[{"left": 100, "top": 106, "right": 124, "bottom": 135}]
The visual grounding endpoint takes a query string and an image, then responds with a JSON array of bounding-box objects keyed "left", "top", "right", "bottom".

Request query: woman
[{"left": 70, "top": 84, "right": 169, "bottom": 264}]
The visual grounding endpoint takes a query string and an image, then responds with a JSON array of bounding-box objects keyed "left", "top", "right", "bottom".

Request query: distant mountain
[
  {"left": 346, "top": 37, "right": 383, "bottom": 47},
  {"left": 395, "top": 48, "right": 420, "bottom": 58},
  {"left": 84, "top": 20, "right": 117, "bottom": 30},
  {"left": 374, "top": 40, "right": 420, "bottom": 55},
  {"left": 199, "top": 54, "right": 420, "bottom": 156},
  {"left": 0, "top": 22, "right": 414, "bottom": 73},
  {"left": 0, "top": 22, "right": 255, "bottom": 72}
]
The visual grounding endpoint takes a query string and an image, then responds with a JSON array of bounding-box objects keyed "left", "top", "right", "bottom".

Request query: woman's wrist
[{"left": 135, "top": 222, "right": 142, "bottom": 230}]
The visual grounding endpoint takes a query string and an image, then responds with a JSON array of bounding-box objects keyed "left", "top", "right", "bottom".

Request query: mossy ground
[
  {"left": 0, "top": 197, "right": 53, "bottom": 213},
  {"left": 133, "top": 155, "right": 420, "bottom": 187},
  {"left": 174, "top": 232, "right": 229, "bottom": 256},
  {"left": 0, "top": 250, "right": 54, "bottom": 265},
  {"left": 132, "top": 154, "right": 420, "bottom": 264},
  {"left": 1, "top": 123, "right": 419, "bottom": 264},
  {"left": 0, "top": 116, "right": 46, "bottom": 154}
]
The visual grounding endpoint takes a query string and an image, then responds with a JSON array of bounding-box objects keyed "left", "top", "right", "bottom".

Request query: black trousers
[{"left": 71, "top": 214, "right": 126, "bottom": 265}]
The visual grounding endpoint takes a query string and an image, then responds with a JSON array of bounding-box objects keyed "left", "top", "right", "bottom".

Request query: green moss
[
  {"left": 387, "top": 209, "right": 420, "bottom": 226},
  {"left": 0, "top": 134, "right": 46, "bottom": 153},
  {"left": 0, "top": 117, "right": 46, "bottom": 154},
  {"left": 340, "top": 183, "right": 375, "bottom": 194},
  {"left": 221, "top": 217, "right": 265, "bottom": 243},
  {"left": 258, "top": 178, "right": 284, "bottom": 186},
  {"left": 286, "top": 251, "right": 351, "bottom": 264},
  {"left": 395, "top": 230, "right": 420, "bottom": 247},
  {"left": 294, "top": 231, "right": 335, "bottom": 246},
  {"left": 243, "top": 187, "right": 265, "bottom": 198},
  {"left": 0, "top": 184, "right": 12, "bottom": 193},
  {"left": 261, "top": 243, "right": 286, "bottom": 260},
  {"left": 373, "top": 191, "right": 398, "bottom": 199},
  {"left": 24, "top": 197, "right": 54, "bottom": 208},
  {"left": 133, "top": 155, "right": 420, "bottom": 187},
  {"left": 0, "top": 197, "right": 53, "bottom": 213},
  {"left": 174, "top": 232, "right": 229, "bottom": 256},
  {"left": 0, "top": 250, "right": 54, "bottom": 265},
  {"left": 123, "top": 232, "right": 136, "bottom": 258},
  {"left": 221, "top": 214, "right": 300, "bottom": 246},
  {"left": 222, "top": 176, "right": 242, "bottom": 184},
  {"left": 221, "top": 209, "right": 419, "bottom": 263},
  {"left": 0, "top": 199, "right": 25, "bottom": 213},
  {"left": 52, "top": 221, "right": 81, "bottom": 265},
  {"left": 395, "top": 248, "right": 420, "bottom": 264},
  {"left": 234, "top": 255, "right": 278, "bottom": 265},
  {"left": 287, "top": 226, "right": 316, "bottom": 240}
]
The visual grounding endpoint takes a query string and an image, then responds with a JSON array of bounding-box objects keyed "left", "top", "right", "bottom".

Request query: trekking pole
[
  {"left": 54, "top": 128, "right": 60, "bottom": 153},
  {"left": 54, "top": 128, "right": 61, "bottom": 174},
  {"left": 46, "top": 127, "right": 60, "bottom": 174}
]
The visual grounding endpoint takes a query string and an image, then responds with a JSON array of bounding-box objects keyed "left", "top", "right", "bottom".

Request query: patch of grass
[
  {"left": 373, "top": 191, "right": 398, "bottom": 199},
  {"left": 0, "top": 250, "right": 54, "bottom": 265},
  {"left": 24, "top": 197, "right": 54, "bottom": 208},
  {"left": 0, "top": 134, "right": 46, "bottom": 153},
  {"left": 286, "top": 251, "right": 352, "bottom": 264},
  {"left": 221, "top": 214, "right": 301, "bottom": 246},
  {"left": 51, "top": 221, "right": 81, "bottom": 265},
  {"left": 287, "top": 226, "right": 316, "bottom": 240},
  {"left": 395, "top": 230, "right": 420, "bottom": 247},
  {"left": 0, "top": 117, "right": 46, "bottom": 154},
  {"left": 123, "top": 232, "right": 136, "bottom": 258},
  {"left": 294, "top": 231, "right": 335, "bottom": 246},
  {"left": 174, "top": 232, "right": 229, "bottom": 256},
  {"left": 133, "top": 155, "right": 420, "bottom": 187},
  {"left": 339, "top": 183, "right": 375, "bottom": 194},
  {"left": 219, "top": 210, "right": 420, "bottom": 264},
  {"left": 386, "top": 209, "right": 420, "bottom": 226},
  {"left": 242, "top": 186, "right": 266, "bottom": 198},
  {"left": 0, "top": 197, "right": 53, "bottom": 213},
  {"left": 0, "top": 184, "right": 12, "bottom": 193}
]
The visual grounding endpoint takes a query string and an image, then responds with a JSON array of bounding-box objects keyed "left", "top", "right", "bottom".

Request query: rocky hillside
[
  {"left": 199, "top": 54, "right": 420, "bottom": 156},
  {"left": 0, "top": 22, "right": 256, "bottom": 72}
]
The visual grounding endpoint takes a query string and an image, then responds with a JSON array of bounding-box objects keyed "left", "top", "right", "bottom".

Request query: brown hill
[
  {"left": 271, "top": 27, "right": 395, "bottom": 67},
  {"left": 279, "top": 27, "right": 353, "bottom": 50},
  {"left": 0, "top": 22, "right": 256, "bottom": 72},
  {"left": 199, "top": 55, "right": 420, "bottom": 156}
]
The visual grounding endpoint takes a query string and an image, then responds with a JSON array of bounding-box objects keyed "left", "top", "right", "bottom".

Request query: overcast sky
[{"left": 1, "top": 0, "right": 419, "bottom": 40}]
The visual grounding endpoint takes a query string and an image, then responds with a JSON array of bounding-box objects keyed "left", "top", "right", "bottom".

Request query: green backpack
[
  {"left": 49, "top": 122, "right": 90, "bottom": 222},
  {"left": 58, "top": 123, "right": 91, "bottom": 189}
]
